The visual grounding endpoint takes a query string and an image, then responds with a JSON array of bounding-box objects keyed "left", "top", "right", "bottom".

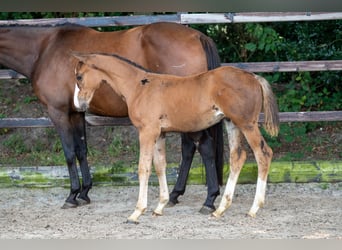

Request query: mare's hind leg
[
  {"left": 168, "top": 129, "right": 221, "bottom": 214},
  {"left": 71, "top": 112, "right": 92, "bottom": 205},
  {"left": 213, "top": 121, "right": 246, "bottom": 218},
  {"left": 152, "top": 135, "right": 169, "bottom": 216},
  {"left": 197, "top": 130, "right": 220, "bottom": 214},
  {"left": 48, "top": 107, "right": 82, "bottom": 208},
  {"left": 168, "top": 133, "right": 196, "bottom": 206},
  {"left": 242, "top": 126, "right": 273, "bottom": 217}
]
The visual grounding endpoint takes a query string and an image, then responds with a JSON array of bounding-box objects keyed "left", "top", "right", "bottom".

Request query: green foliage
[
  {"left": 243, "top": 23, "right": 285, "bottom": 61},
  {"left": 108, "top": 134, "right": 124, "bottom": 157},
  {"left": 23, "top": 96, "right": 38, "bottom": 104},
  {"left": 193, "top": 20, "right": 341, "bottom": 111}
]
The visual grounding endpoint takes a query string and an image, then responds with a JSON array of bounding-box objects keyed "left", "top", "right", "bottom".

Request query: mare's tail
[
  {"left": 255, "top": 75, "right": 280, "bottom": 137},
  {"left": 200, "top": 34, "right": 224, "bottom": 185}
]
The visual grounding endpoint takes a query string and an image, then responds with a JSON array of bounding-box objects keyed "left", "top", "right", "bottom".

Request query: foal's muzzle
[
  {"left": 79, "top": 100, "right": 89, "bottom": 112},
  {"left": 73, "top": 83, "right": 89, "bottom": 112}
]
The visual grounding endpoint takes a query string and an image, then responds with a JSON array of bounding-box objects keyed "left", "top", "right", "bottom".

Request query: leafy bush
[{"left": 192, "top": 20, "right": 341, "bottom": 113}]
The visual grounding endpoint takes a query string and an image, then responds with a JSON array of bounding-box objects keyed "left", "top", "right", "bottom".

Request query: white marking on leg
[
  {"left": 153, "top": 172, "right": 169, "bottom": 216},
  {"left": 127, "top": 142, "right": 153, "bottom": 223},
  {"left": 248, "top": 177, "right": 267, "bottom": 217},
  {"left": 73, "top": 83, "right": 81, "bottom": 109},
  {"left": 152, "top": 137, "right": 169, "bottom": 216},
  {"left": 212, "top": 120, "right": 244, "bottom": 218},
  {"left": 212, "top": 173, "right": 238, "bottom": 218},
  {"left": 153, "top": 180, "right": 169, "bottom": 216},
  {"left": 127, "top": 173, "right": 149, "bottom": 223}
]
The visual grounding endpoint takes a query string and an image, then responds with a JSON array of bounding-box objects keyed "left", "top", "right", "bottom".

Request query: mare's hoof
[
  {"left": 61, "top": 202, "right": 78, "bottom": 209},
  {"left": 125, "top": 219, "right": 139, "bottom": 225},
  {"left": 165, "top": 200, "right": 178, "bottom": 208},
  {"left": 77, "top": 198, "right": 91, "bottom": 206},
  {"left": 199, "top": 205, "right": 215, "bottom": 215}
]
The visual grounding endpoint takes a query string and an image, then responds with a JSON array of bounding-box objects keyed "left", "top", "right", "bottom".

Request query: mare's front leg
[
  {"left": 212, "top": 121, "right": 246, "bottom": 218},
  {"left": 48, "top": 107, "right": 85, "bottom": 208},
  {"left": 70, "top": 112, "right": 92, "bottom": 205},
  {"left": 127, "top": 129, "right": 156, "bottom": 224},
  {"left": 152, "top": 134, "right": 169, "bottom": 216}
]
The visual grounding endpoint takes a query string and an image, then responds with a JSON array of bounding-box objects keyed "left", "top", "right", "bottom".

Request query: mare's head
[{"left": 72, "top": 52, "right": 106, "bottom": 112}]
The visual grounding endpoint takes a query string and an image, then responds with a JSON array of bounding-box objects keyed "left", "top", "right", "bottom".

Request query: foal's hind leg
[
  {"left": 212, "top": 121, "right": 246, "bottom": 218},
  {"left": 242, "top": 126, "right": 273, "bottom": 217},
  {"left": 152, "top": 135, "right": 169, "bottom": 216}
]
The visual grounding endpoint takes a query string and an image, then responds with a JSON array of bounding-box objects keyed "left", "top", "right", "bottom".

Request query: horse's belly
[
  {"left": 194, "top": 109, "right": 225, "bottom": 131},
  {"left": 163, "top": 107, "right": 224, "bottom": 133}
]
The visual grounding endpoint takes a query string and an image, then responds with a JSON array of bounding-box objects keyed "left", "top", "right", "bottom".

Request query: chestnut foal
[{"left": 73, "top": 52, "right": 279, "bottom": 223}]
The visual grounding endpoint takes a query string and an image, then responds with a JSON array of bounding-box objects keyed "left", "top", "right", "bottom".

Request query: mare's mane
[{"left": 0, "top": 22, "right": 84, "bottom": 28}]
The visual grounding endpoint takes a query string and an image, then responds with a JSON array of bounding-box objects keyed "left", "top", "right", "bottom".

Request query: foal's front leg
[
  {"left": 152, "top": 135, "right": 169, "bottom": 216},
  {"left": 127, "top": 131, "right": 156, "bottom": 224}
]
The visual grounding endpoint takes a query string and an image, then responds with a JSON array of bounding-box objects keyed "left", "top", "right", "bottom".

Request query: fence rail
[
  {"left": 0, "top": 13, "right": 341, "bottom": 128},
  {"left": 1, "top": 111, "right": 342, "bottom": 129},
  {"left": 0, "top": 12, "right": 341, "bottom": 27}
]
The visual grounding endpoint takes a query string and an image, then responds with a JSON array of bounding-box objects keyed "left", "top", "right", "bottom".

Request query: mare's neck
[{"left": 0, "top": 27, "right": 54, "bottom": 78}]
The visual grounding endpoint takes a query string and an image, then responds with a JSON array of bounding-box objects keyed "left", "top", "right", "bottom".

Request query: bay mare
[
  {"left": 0, "top": 22, "right": 223, "bottom": 212},
  {"left": 73, "top": 52, "right": 279, "bottom": 223}
]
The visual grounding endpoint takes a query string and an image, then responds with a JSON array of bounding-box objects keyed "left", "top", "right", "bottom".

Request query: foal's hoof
[
  {"left": 247, "top": 211, "right": 257, "bottom": 218},
  {"left": 152, "top": 211, "right": 162, "bottom": 217},
  {"left": 210, "top": 211, "right": 222, "bottom": 219},
  {"left": 199, "top": 205, "right": 215, "bottom": 215},
  {"left": 125, "top": 219, "right": 139, "bottom": 225},
  {"left": 61, "top": 202, "right": 78, "bottom": 209}
]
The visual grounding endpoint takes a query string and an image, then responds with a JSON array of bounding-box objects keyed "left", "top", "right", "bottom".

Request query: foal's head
[{"left": 72, "top": 52, "right": 107, "bottom": 111}]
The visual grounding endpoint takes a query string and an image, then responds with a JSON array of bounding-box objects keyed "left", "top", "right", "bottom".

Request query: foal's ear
[{"left": 70, "top": 51, "right": 93, "bottom": 63}]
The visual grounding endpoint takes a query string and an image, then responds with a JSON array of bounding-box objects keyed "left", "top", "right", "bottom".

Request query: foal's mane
[{"left": 94, "top": 52, "right": 152, "bottom": 73}]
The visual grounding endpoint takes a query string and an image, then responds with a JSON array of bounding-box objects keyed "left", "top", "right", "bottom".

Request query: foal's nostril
[{"left": 80, "top": 103, "right": 88, "bottom": 112}]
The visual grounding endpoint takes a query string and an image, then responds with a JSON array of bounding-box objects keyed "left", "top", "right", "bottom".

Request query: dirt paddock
[{"left": 0, "top": 182, "right": 341, "bottom": 239}]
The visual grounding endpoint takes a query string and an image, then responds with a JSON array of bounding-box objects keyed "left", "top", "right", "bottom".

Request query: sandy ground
[{"left": 0, "top": 182, "right": 341, "bottom": 239}]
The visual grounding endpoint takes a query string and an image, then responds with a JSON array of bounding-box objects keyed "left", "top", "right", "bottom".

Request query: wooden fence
[{"left": 1, "top": 12, "right": 342, "bottom": 128}]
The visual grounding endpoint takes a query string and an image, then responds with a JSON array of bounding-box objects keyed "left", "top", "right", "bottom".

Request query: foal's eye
[{"left": 76, "top": 75, "right": 82, "bottom": 81}]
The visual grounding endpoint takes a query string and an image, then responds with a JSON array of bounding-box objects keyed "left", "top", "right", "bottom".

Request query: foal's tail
[
  {"left": 200, "top": 34, "right": 224, "bottom": 185},
  {"left": 255, "top": 75, "right": 280, "bottom": 137}
]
